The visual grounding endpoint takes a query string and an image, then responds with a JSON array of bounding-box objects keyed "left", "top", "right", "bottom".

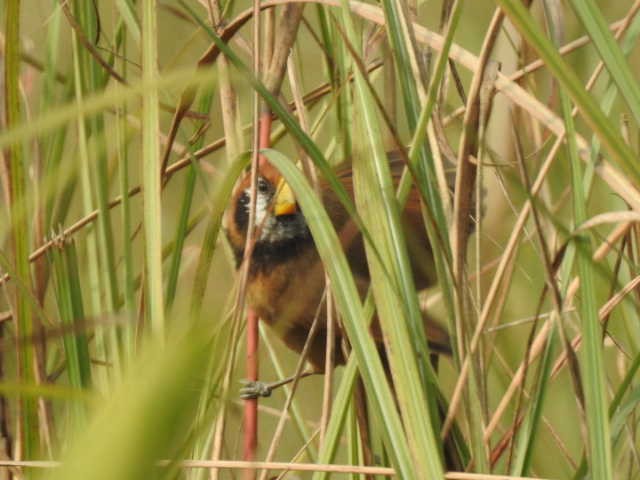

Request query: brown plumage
[{"left": 224, "top": 152, "right": 450, "bottom": 370}]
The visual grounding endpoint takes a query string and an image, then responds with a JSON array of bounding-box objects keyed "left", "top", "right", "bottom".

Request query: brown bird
[{"left": 224, "top": 151, "right": 450, "bottom": 394}]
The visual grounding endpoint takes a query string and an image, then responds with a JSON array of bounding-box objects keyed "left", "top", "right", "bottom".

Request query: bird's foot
[
  {"left": 239, "top": 370, "right": 318, "bottom": 399},
  {"left": 239, "top": 380, "right": 274, "bottom": 399}
]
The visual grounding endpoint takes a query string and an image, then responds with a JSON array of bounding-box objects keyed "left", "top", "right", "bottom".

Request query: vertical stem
[
  {"left": 116, "top": 27, "right": 135, "bottom": 362},
  {"left": 0, "top": 312, "right": 10, "bottom": 461},
  {"left": 244, "top": 0, "right": 278, "bottom": 468},
  {"left": 243, "top": 309, "right": 259, "bottom": 468},
  {"left": 4, "top": 0, "right": 38, "bottom": 468},
  {"left": 243, "top": 1, "right": 263, "bottom": 475},
  {"left": 562, "top": 83, "right": 613, "bottom": 480},
  {"left": 142, "top": 0, "right": 165, "bottom": 339},
  {"left": 243, "top": 84, "right": 274, "bottom": 480},
  {"left": 320, "top": 290, "right": 334, "bottom": 445}
]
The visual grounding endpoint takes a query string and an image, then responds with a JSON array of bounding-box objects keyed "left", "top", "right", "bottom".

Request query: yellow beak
[{"left": 273, "top": 177, "right": 297, "bottom": 216}]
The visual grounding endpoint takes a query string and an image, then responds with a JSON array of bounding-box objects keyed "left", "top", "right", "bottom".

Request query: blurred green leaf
[{"left": 47, "top": 325, "right": 216, "bottom": 480}]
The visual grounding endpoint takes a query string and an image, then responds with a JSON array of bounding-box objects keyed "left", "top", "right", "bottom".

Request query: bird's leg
[{"left": 239, "top": 370, "right": 318, "bottom": 399}]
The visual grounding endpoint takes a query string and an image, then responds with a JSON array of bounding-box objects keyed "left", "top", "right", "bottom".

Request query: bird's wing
[{"left": 321, "top": 151, "right": 438, "bottom": 289}]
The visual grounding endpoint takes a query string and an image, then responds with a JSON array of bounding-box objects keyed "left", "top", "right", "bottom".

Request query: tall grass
[{"left": 1, "top": 1, "right": 640, "bottom": 479}]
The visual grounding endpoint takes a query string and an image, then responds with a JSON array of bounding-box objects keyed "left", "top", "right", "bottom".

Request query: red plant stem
[
  {"left": 243, "top": 309, "right": 259, "bottom": 466},
  {"left": 243, "top": 111, "right": 273, "bottom": 478},
  {"left": 258, "top": 113, "right": 272, "bottom": 169}
]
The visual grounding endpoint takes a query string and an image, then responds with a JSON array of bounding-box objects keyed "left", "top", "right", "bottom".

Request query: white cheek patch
[
  {"left": 241, "top": 187, "right": 307, "bottom": 243},
  {"left": 244, "top": 188, "right": 270, "bottom": 226}
]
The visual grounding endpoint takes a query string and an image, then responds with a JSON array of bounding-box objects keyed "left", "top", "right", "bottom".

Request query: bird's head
[{"left": 225, "top": 166, "right": 312, "bottom": 266}]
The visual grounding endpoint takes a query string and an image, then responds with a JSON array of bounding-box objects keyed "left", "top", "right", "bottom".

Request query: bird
[
  {"left": 224, "top": 153, "right": 468, "bottom": 472},
  {"left": 224, "top": 151, "right": 451, "bottom": 385}
]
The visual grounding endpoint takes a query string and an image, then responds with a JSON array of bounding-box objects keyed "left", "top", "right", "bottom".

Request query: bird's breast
[{"left": 246, "top": 243, "right": 326, "bottom": 339}]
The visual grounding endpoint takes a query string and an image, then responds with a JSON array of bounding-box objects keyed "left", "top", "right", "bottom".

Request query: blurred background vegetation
[{"left": 1, "top": 0, "right": 640, "bottom": 479}]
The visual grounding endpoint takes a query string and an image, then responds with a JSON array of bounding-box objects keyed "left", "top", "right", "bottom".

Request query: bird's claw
[{"left": 239, "top": 380, "right": 273, "bottom": 399}]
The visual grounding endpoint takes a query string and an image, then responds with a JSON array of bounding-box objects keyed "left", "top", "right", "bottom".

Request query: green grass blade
[
  {"left": 165, "top": 164, "right": 196, "bottom": 310},
  {"left": 4, "top": 0, "right": 39, "bottom": 462},
  {"left": 573, "top": 350, "right": 640, "bottom": 479},
  {"left": 39, "top": 4, "right": 72, "bottom": 227},
  {"left": 64, "top": 241, "right": 93, "bottom": 388},
  {"left": 166, "top": 90, "right": 214, "bottom": 310},
  {"left": 562, "top": 78, "right": 613, "bottom": 480},
  {"left": 141, "top": 0, "right": 165, "bottom": 338},
  {"left": 346, "top": 403, "right": 363, "bottom": 480},
  {"left": 380, "top": 0, "right": 457, "bottom": 357},
  {"left": 511, "top": 323, "right": 557, "bottom": 475},
  {"left": 70, "top": 31, "right": 110, "bottom": 385},
  {"left": 313, "top": 294, "right": 377, "bottom": 480},
  {"left": 115, "top": 0, "right": 141, "bottom": 46},
  {"left": 115, "top": 53, "right": 136, "bottom": 361},
  {"left": 48, "top": 241, "right": 92, "bottom": 426},
  {"left": 313, "top": 358, "right": 357, "bottom": 480},
  {"left": 72, "top": 0, "right": 120, "bottom": 316}
]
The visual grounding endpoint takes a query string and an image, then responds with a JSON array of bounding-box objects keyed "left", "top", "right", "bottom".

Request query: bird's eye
[{"left": 257, "top": 178, "right": 269, "bottom": 193}]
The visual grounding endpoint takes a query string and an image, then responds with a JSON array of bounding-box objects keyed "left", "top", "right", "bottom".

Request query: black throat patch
[{"left": 233, "top": 234, "right": 315, "bottom": 275}]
